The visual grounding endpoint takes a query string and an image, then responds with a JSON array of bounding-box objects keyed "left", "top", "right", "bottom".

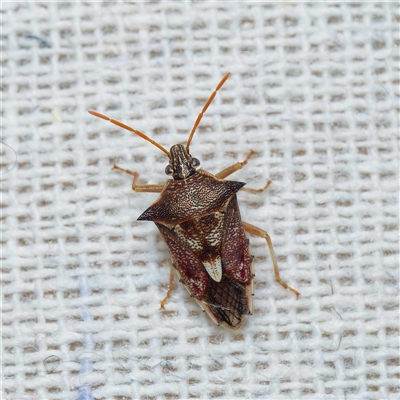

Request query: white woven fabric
[{"left": 2, "top": 2, "right": 399, "bottom": 399}]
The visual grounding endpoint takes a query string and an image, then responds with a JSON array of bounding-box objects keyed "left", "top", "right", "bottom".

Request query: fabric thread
[{"left": 2, "top": 2, "right": 399, "bottom": 399}]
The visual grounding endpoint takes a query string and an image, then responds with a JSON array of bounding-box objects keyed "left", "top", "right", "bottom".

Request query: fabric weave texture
[{"left": 2, "top": 2, "right": 399, "bottom": 399}]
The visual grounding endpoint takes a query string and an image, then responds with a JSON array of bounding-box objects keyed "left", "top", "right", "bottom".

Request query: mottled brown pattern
[
  {"left": 222, "top": 197, "right": 254, "bottom": 285},
  {"left": 175, "top": 212, "right": 225, "bottom": 281},
  {"left": 203, "top": 274, "right": 250, "bottom": 327},
  {"left": 138, "top": 169, "right": 245, "bottom": 227},
  {"left": 156, "top": 222, "right": 209, "bottom": 300},
  {"left": 92, "top": 74, "right": 257, "bottom": 329},
  {"left": 148, "top": 171, "right": 254, "bottom": 328}
]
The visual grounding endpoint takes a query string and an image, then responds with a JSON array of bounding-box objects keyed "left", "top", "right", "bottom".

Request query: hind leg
[
  {"left": 243, "top": 222, "right": 300, "bottom": 298},
  {"left": 160, "top": 266, "right": 176, "bottom": 309}
]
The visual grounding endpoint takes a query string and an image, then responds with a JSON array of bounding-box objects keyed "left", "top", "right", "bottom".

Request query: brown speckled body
[
  {"left": 138, "top": 169, "right": 254, "bottom": 329},
  {"left": 88, "top": 74, "right": 299, "bottom": 330}
]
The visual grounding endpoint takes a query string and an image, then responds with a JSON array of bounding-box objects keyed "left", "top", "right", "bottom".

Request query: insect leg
[
  {"left": 215, "top": 151, "right": 271, "bottom": 193},
  {"left": 113, "top": 165, "right": 165, "bottom": 193},
  {"left": 242, "top": 221, "right": 300, "bottom": 298},
  {"left": 160, "top": 266, "right": 176, "bottom": 309},
  {"left": 215, "top": 150, "right": 256, "bottom": 179},
  {"left": 241, "top": 181, "right": 271, "bottom": 194}
]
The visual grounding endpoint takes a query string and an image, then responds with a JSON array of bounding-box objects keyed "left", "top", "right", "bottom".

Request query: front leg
[
  {"left": 113, "top": 165, "right": 165, "bottom": 193},
  {"left": 243, "top": 221, "right": 300, "bottom": 298},
  {"left": 215, "top": 151, "right": 271, "bottom": 193},
  {"left": 215, "top": 150, "right": 256, "bottom": 179}
]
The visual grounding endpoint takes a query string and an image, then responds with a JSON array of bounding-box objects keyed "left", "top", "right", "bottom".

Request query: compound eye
[
  {"left": 165, "top": 164, "right": 174, "bottom": 176},
  {"left": 191, "top": 157, "right": 200, "bottom": 168}
]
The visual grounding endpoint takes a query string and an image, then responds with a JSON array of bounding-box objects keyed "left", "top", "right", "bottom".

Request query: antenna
[
  {"left": 88, "top": 110, "right": 170, "bottom": 157},
  {"left": 185, "top": 72, "right": 230, "bottom": 153}
]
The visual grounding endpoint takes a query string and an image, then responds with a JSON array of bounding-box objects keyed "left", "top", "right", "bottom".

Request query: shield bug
[{"left": 89, "top": 73, "right": 299, "bottom": 329}]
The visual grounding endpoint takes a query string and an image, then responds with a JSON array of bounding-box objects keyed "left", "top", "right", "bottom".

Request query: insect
[{"left": 89, "top": 73, "right": 299, "bottom": 329}]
